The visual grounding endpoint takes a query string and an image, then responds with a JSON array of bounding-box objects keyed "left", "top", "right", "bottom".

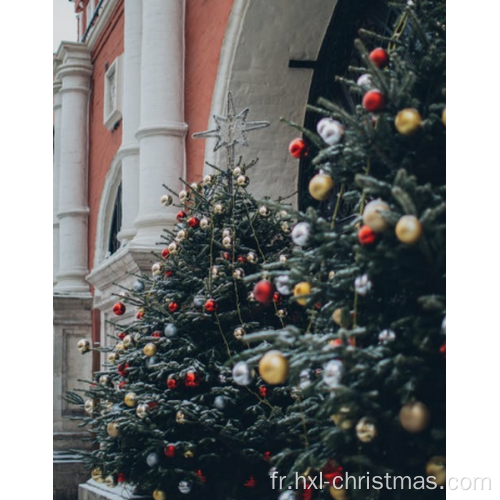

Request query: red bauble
[
  {"left": 259, "top": 385, "right": 268, "bottom": 398},
  {"left": 164, "top": 444, "right": 176, "bottom": 458},
  {"left": 148, "top": 401, "right": 158, "bottom": 409},
  {"left": 152, "top": 330, "right": 162, "bottom": 338},
  {"left": 176, "top": 210, "right": 187, "bottom": 222},
  {"left": 237, "top": 255, "right": 246, "bottom": 263},
  {"left": 223, "top": 252, "right": 232, "bottom": 261},
  {"left": 136, "top": 309, "right": 144, "bottom": 319},
  {"left": 187, "top": 217, "right": 200, "bottom": 228},
  {"left": 362, "top": 90, "right": 386, "bottom": 112},
  {"left": 323, "top": 462, "right": 344, "bottom": 488},
  {"left": 184, "top": 370, "right": 202, "bottom": 387},
  {"left": 166, "top": 374, "right": 179, "bottom": 389},
  {"left": 253, "top": 280, "right": 275, "bottom": 304},
  {"left": 197, "top": 470, "right": 207, "bottom": 483},
  {"left": 302, "top": 489, "right": 314, "bottom": 500},
  {"left": 204, "top": 298, "right": 218, "bottom": 313},
  {"left": 369, "top": 47, "right": 389, "bottom": 68},
  {"left": 244, "top": 476, "right": 256, "bottom": 488},
  {"left": 113, "top": 302, "right": 126, "bottom": 316},
  {"left": 289, "top": 138, "right": 308, "bottom": 159},
  {"left": 358, "top": 225, "right": 377, "bottom": 245},
  {"left": 168, "top": 301, "right": 180, "bottom": 313},
  {"left": 263, "top": 451, "right": 271, "bottom": 461},
  {"left": 161, "top": 248, "right": 170, "bottom": 259},
  {"left": 165, "top": 270, "right": 174, "bottom": 278},
  {"left": 331, "top": 339, "right": 343, "bottom": 348},
  {"left": 117, "top": 473, "right": 126, "bottom": 483},
  {"left": 440, "top": 343, "right": 446, "bottom": 359},
  {"left": 118, "top": 362, "right": 130, "bottom": 376},
  {"left": 118, "top": 381, "right": 127, "bottom": 389},
  {"left": 273, "top": 291, "right": 282, "bottom": 304},
  {"left": 118, "top": 332, "right": 126, "bottom": 340}
]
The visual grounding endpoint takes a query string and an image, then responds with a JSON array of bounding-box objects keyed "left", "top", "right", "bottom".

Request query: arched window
[{"left": 107, "top": 182, "right": 122, "bottom": 256}]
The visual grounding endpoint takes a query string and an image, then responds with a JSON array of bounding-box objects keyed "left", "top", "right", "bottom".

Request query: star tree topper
[{"left": 193, "top": 92, "right": 270, "bottom": 153}]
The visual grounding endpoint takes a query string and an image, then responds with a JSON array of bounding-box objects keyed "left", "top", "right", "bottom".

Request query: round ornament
[
  {"left": 108, "top": 353, "right": 117, "bottom": 364},
  {"left": 84, "top": 399, "right": 94, "bottom": 415},
  {"left": 176, "top": 210, "right": 187, "bottom": 222},
  {"left": 363, "top": 199, "right": 390, "bottom": 232},
  {"left": 355, "top": 417, "right": 378, "bottom": 443},
  {"left": 164, "top": 443, "right": 176, "bottom": 458},
  {"left": 354, "top": 274, "right": 372, "bottom": 296},
  {"left": 176, "top": 229, "right": 188, "bottom": 242},
  {"left": 167, "top": 374, "right": 179, "bottom": 390},
  {"left": 152, "top": 490, "right": 167, "bottom": 500},
  {"left": 106, "top": 422, "right": 120, "bottom": 437},
  {"left": 214, "top": 395, "right": 227, "bottom": 410},
  {"left": 258, "top": 205, "right": 272, "bottom": 218},
  {"left": 160, "top": 194, "right": 173, "bottom": 207},
  {"left": 133, "top": 280, "right": 145, "bottom": 292},
  {"left": 395, "top": 215, "right": 423, "bottom": 244},
  {"left": 176, "top": 410, "right": 186, "bottom": 424},
  {"left": 291, "top": 222, "right": 311, "bottom": 246},
  {"left": 136, "top": 403, "right": 149, "bottom": 419},
  {"left": 330, "top": 406, "right": 355, "bottom": 430},
  {"left": 188, "top": 216, "right": 200, "bottom": 228},
  {"left": 164, "top": 323, "right": 178, "bottom": 338},
  {"left": 233, "top": 327, "right": 246, "bottom": 340},
  {"left": 178, "top": 190, "right": 190, "bottom": 203},
  {"left": 91, "top": 468, "right": 104, "bottom": 483},
  {"left": 184, "top": 370, "right": 201, "bottom": 388},
  {"left": 168, "top": 301, "right": 180, "bottom": 313},
  {"left": 246, "top": 251, "right": 258, "bottom": 264},
  {"left": 399, "top": 401, "right": 430, "bottom": 433},
  {"left": 259, "top": 350, "right": 289, "bottom": 385},
  {"left": 237, "top": 175, "right": 250, "bottom": 187},
  {"left": 222, "top": 236, "right": 232, "bottom": 248},
  {"left": 316, "top": 118, "right": 344, "bottom": 146},
  {"left": 204, "top": 299, "right": 218, "bottom": 313},
  {"left": 369, "top": 47, "right": 389, "bottom": 68},
  {"left": 323, "top": 360, "right": 343, "bottom": 389},
  {"left": 232, "top": 361, "right": 255, "bottom": 386},
  {"left": 104, "top": 475, "right": 116, "bottom": 488},
  {"left": 358, "top": 225, "right": 377, "bottom": 245},
  {"left": 146, "top": 452, "right": 160, "bottom": 467},
  {"left": 203, "top": 174, "right": 215, "bottom": 184},
  {"left": 426, "top": 456, "right": 446, "bottom": 487},
  {"left": 275, "top": 275, "right": 292, "bottom": 295},
  {"left": 357, "top": 73, "right": 373, "bottom": 89},
  {"left": 178, "top": 481, "right": 192, "bottom": 494},
  {"left": 200, "top": 217, "right": 210, "bottom": 229},
  {"left": 233, "top": 166, "right": 244, "bottom": 177},
  {"left": 309, "top": 174, "right": 334, "bottom": 201},
  {"left": 124, "top": 392, "right": 138, "bottom": 407},
  {"left": 213, "top": 203, "right": 225, "bottom": 215},
  {"left": 293, "top": 282, "right": 311, "bottom": 306},
  {"left": 233, "top": 268, "right": 245, "bottom": 279},
  {"left": 113, "top": 302, "right": 126, "bottom": 316},
  {"left": 362, "top": 90, "right": 386, "bottom": 113},
  {"left": 253, "top": 280, "right": 275, "bottom": 303},
  {"left": 168, "top": 241, "right": 179, "bottom": 254},
  {"left": 395, "top": 108, "right": 422, "bottom": 136},
  {"left": 161, "top": 248, "right": 170, "bottom": 259},
  {"left": 77, "top": 339, "right": 91, "bottom": 353},
  {"left": 289, "top": 138, "right": 308, "bottom": 158},
  {"left": 378, "top": 329, "right": 396, "bottom": 344},
  {"left": 143, "top": 343, "right": 157, "bottom": 357}
]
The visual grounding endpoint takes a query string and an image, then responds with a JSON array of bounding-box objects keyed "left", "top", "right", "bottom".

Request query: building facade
[{"left": 53, "top": 0, "right": 385, "bottom": 497}]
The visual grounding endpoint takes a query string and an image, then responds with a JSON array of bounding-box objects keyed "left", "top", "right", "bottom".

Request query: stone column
[
  {"left": 53, "top": 80, "right": 62, "bottom": 286},
  {"left": 54, "top": 43, "right": 92, "bottom": 294},
  {"left": 132, "top": 0, "right": 188, "bottom": 248},
  {"left": 117, "top": 0, "right": 142, "bottom": 245}
]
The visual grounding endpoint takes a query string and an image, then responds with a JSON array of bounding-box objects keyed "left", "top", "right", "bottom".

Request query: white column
[
  {"left": 54, "top": 43, "right": 92, "bottom": 294},
  {"left": 117, "top": 0, "right": 142, "bottom": 245},
  {"left": 53, "top": 80, "right": 62, "bottom": 286},
  {"left": 131, "top": 0, "right": 188, "bottom": 248}
]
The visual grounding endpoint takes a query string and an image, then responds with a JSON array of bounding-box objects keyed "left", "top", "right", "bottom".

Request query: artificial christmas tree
[
  {"left": 66, "top": 95, "right": 307, "bottom": 500},
  {"left": 240, "top": 1, "right": 446, "bottom": 499}
]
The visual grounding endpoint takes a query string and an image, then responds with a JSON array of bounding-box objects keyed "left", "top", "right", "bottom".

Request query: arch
[
  {"left": 204, "top": 0, "right": 340, "bottom": 206},
  {"left": 92, "top": 153, "right": 122, "bottom": 267}
]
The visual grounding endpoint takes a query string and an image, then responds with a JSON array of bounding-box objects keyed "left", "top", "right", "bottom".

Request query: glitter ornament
[
  {"left": 291, "top": 222, "right": 311, "bottom": 246},
  {"left": 232, "top": 361, "right": 255, "bottom": 386},
  {"left": 133, "top": 280, "right": 145, "bottom": 292},
  {"left": 136, "top": 403, "right": 149, "bottom": 419},
  {"left": 275, "top": 275, "right": 292, "bottom": 295},
  {"left": 354, "top": 274, "right": 372, "bottom": 296},
  {"left": 200, "top": 217, "right": 210, "bottom": 229},
  {"left": 316, "top": 118, "right": 344, "bottom": 145},
  {"left": 164, "top": 323, "right": 178, "bottom": 338},
  {"left": 379, "top": 329, "right": 396, "bottom": 344},
  {"left": 178, "top": 481, "right": 192, "bottom": 494},
  {"left": 323, "top": 360, "right": 343, "bottom": 389},
  {"left": 146, "top": 452, "right": 160, "bottom": 467}
]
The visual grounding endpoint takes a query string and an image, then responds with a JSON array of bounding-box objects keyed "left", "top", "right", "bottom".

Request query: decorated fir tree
[
  {"left": 240, "top": 1, "right": 446, "bottom": 499},
  {"left": 69, "top": 95, "right": 307, "bottom": 500}
]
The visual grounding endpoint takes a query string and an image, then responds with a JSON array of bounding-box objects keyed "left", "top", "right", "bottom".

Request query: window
[{"left": 107, "top": 183, "right": 122, "bottom": 256}]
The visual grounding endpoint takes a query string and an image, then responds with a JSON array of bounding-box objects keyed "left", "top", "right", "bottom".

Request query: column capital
[{"left": 55, "top": 42, "right": 93, "bottom": 83}]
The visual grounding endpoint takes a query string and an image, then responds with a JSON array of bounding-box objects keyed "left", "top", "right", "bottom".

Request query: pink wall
[{"left": 185, "top": 0, "right": 234, "bottom": 183}]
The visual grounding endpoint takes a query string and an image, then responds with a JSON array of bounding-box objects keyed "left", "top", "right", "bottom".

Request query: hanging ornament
[
  {"left": 136, "top": 403, "right": 149, "bottom": 419},
  {"left": 167, "top": 374, "right": 179, "bottom": 389},
  {"left": 178, "top": 481, "right": 192, "bottom": 494},
  {"left": 184, "top": 370, "right": 202, "bottom": 388},
  {"left": 354, "top": 274, "right": 372, "bottom": 296},
  {"left": 247, "top": 291, "right": 256, "bottom": 302},
  {"left": 77, "top": 339, "right": 91, "bottom": 353},
  {"left": 233, "top": 327, "right": 246, "bottom": 340},
  {"left": 323, "top": 360, "right": 343, "bottom": 389},
  {"left": 176, "top": 410, "right": 186, "bottom": 424},
  {"left": 329, "top": 486, "right": 349, "bottom": 500},
  {"left": 273, "top": 291, "right": 282, "bottom": 304},
  {"left": 213, "top": 203, "right": 225, "bottom": 215},
  {"left": 117, "top": 332, "right": 126, "bottom": 340},
  {"left": 369, "top": 47, "right": 389, "bottom": 68},
  {"left": 176, "top": 229, "right": 188, "bottom": 242},
  {"left": 330, "top": 406, "right": 355, "bottom": 430},
  {"left": 279, "top": 254, "right": 288, "bottom": 263},
  {"left": 117, "top": 473, "right": 125, "bottom": 484},
  {"left": 426, "top": 456, "right": 446, "bottom": 487},
  {"left": 258, "top": 205, "right": 272, "bottom": 218},
  {"left": 91, "top": 468, "right": 104, "bottom": 483},
  {"left": 176, "top": 210, "right": 187, "bottom": 222},
  {"left": 363, "top": 199, "right": 390, "bottom": 232},
  {"left": 237, "top": 175, "right": 250, "bottom": 187},
  {"left": 178, "top": 190, "right": 190, "bottom": 203},
  {"left": 358, "top": 225, "right": 377, "bottom": 245},
  {"left": 164, "top": 323, "right": 178, "bottom": 338},
  {"left": 362, "top": 90, "right": 386, "bottom": 112},
  {"left": 259, "top": 385, "right": 268, "bottom": 398},
  {"left": 276, "top": 308, "right": 287, "bottom": 319},
  {"left": 289, "top": 138, "right": 308, "bottom": 158},
  {"left": 151, "top": 262, "right": 163, "bottom": 277},
  {"left": 168, "top": 301, "right": 180, "bottom": 313},
  {"left": 309, "top": 173, "right": 335, "bottom": 201},
  {"left": 99, "top": 374, "right": 111, "bottom": 385},
  {"left": 187, "top": 216, "right": 200, "bottom": 228},
  {"left": 222, "top": 236, "right": 232, "bottom": 248},
  {"left": 293, "top": 282, "right": 312, "bottom": 306},
  {"left": 84, "top": 399, "right": 95, "bottom": 415},
  {"left": 168, "top": 243, "right": 179, "bottom": 256},
  {"left": 275, "top": 275, "right": 292, "bottom": 295},
  {"left": 200, "top": 217, "right": 211, "bottom": 230},
  {"left": 316, "top": 118, "right": 345, "bottom": 146},
  {"left": 143, "top": 343, "right": 157, "bottom": 357},
  {"left": 123, "top": 334, "right": 134, "bottom": 348},
  {"left": 253, "top": 279, "right": 275, "bottom": 303},
  {"left": 214, "top": 395, "right": 227, "bottom": 410},
  {"left": 204, "top": 298, "right": 218, "bottom": 313},
  {"left": 164, "top": 443, "right": 176, "bottom": 458},
  {"left": 161, "top": 248, "right": 170, "bottom": 259},
  {"left": 442, "top": 107, "right": 446, "bottom": 127},
  {"left": 279, "top": 491, "right": 298, "bottom": 500},
  {"left": 233, "top": 268, "right": 245, "bottom": 279},
  {"left": 399, "top": 401, "right": 430, "bottom": 433},
  {"left": 291, "top": 222, "right": 311, "bottom": 246},
  {"left": 332, "top": 308, "right": 343, "bottom": 325},
  {"left": 244, "top": 476, "right": 256, "bottom": 488},
  {"left": 160, "top": 194, "right": 173, "bottom": 207},
  {"left": 153, "top": 490, "right": 167, "bottom": 500},
  {"left": 395, "top": 108, "right": 422, "bottom": 136},
  {"left": 356, "top": 417, "right": 378, "bottom": 442},
  {"left": 133, "top": 280, "right": 145, "bottom": 293},
  {"left": 107, "top": 422, "right": 120, "bottom": 437},
  {"left": 259, "top": 350, "right": 289, "bottom": 385},
  {"left": 108, "top": 352, "right": 117, "bottom": 364},
  {"left": 233, "top": 166, "right": 244, "bottom": 177},
  {"left": 357, "top": 73, "right": 373, "bottom": 89},
  {"left": 203, "top": 174, "right": 215, "bottom": 185},
  {"left": 298, "top": 369, "right": 313, "bottom": 390},
  {"left": 378, "top": 329, "right": 396, "bottom": 344},
  {"left": 146, "top": 452, "right": 160, "bottom": 468},
  {"left": 124, "top": 392, "right": 138, "bottom": 407},
  {"left": 232, "top": 361, "right": 255, "bottom": 386},
  {"left": 246, "top": 251, "right": 258, "bottom": 264},
  {"left": 152, "top": 330, "right": 162, "bottom": 339},
  {"left": 104, "top": 474, "right": 115, "bottom": 486},
  {"left": 137, "top": 310, "right": 145, "bottom": 322},
  {"left": 395, "top": 215, "right": 423, "bottom": 244},
  {"left": 113, "top": 302, "right": 126, "bottom": 316}
]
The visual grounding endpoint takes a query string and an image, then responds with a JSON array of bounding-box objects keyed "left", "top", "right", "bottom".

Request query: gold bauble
[
  {"left": 293, "top": 282, "right": 312, "bottom": 306},
  {"left": 442, "top": 108, "right": 446, "bottom": 127},
  {"left": 91, "top": 467, "right": 104, "bottom": 482},
  {"left": 426, "top": 456, "right": 446, "bottom": 487},
  {"left": 259, "top": 350, "right": 289, "bottom": 385},
  {"left": 106, "top": 422, "right": 120, "bottom": 437},
  {"left": 332, "top": 308, "right": 343, "bottom": 325},
  {"left": 355, "top": 417, "right": 378, "bottom": 443},
  {"left": 399, "top": 401, "right": 430, "bottom": 433},
  {"left": 329, "top": 486, "right": 349, "bottom": 500},
  {"left": 176, "top": 411, "right": 186, "bottom": 424},
  {"left": 84, "top": 399, "right": 95, "bottom": 415},
  {"left": 108, "top": 353, "right": 118, "bottom": 364},
  {"left": 153, "top": 489, "right": 167, "bottom": 500},
  {"left": 77, "top": 339, "right": 91, "bottom": 353},
  {"left": 99, "top": 375, "right": 111, "bottom": 386},
  {"left": 309, "top": 174, "right": 334, "bottom": 201},
  {"left": 115, "top": 342, "right": 125, "bottom": 352},
  {"left": 184, "top": 450, "right": 195, "bottom": 459},
  {"left": 363, "top": 199, "right": 390, "bottom": 232},
  {"left": 124, "top": 392, "right": 139, "bottom": 407},
  {"left": 234, "top": 327, "right": 246, "bottom": 340},
  {"left": 104, "top": 475, "right": 116, "bottom": 488},
  {"left": 395, "top": 215, "right": 423, "bottom": 245},
  {"left": 395, "top": 108, "right": 422, "bottom": 136},
  {"left": 330, "top": 406, "right": 354, "bottom": 430},
  {"left": 143, "top": 343, "right": 157, "bottom": 357}
]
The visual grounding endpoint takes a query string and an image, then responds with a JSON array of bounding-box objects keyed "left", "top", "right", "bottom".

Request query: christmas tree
[
  {"left": 240, "top": 1, "right": 446, "bottom": 499},
  {"left": 68, "top": 95, "right": 307, "bottom": 500}
]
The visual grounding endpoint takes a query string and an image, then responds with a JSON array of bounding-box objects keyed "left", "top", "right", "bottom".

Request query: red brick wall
[
  {"left": 185, "top": 0, "right": 234, "bottom": 183},
  {"left": 88, "top": 0, "right": 124, "bottom": 271}
]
